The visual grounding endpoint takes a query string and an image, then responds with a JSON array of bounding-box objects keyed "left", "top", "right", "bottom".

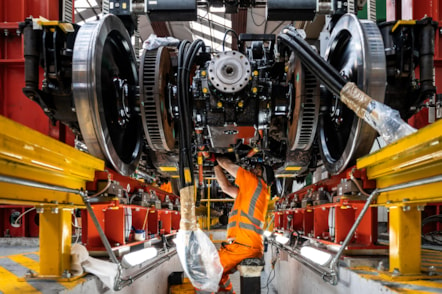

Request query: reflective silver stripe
[
  {"left": 248, "top": 179, "right": 263, "bottom": 216},
  {"left": 230, "top": 209, "right": 238, "bottom": 217},
  {"left": 241, "top": 211, "right": 263, "bottom": 228},
  {"left": 223, "top": 278, "right": 232, "bottom": 288},
  {"left": 227, "top": 221, "right": 237, "bottom": 229},
  {"left": 239, "top": 222, "right": 264, "bottom": 235}
]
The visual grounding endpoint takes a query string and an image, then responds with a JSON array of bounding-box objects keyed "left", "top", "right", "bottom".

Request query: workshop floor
[{"left": 0, "top": 237, "right": 277, "bottom": 294}]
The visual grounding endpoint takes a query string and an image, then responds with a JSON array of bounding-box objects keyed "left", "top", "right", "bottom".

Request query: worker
[{"left": 208, "top": 156, "right": 272, "bottom": 294}]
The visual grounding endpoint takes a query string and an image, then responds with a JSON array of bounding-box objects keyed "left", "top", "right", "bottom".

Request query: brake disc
[
  {"left": 288, "top": 56, "right": 320, "bottom": 151},
  {"left": 140, "top": 46, "right": 176, "bottom": 152}
]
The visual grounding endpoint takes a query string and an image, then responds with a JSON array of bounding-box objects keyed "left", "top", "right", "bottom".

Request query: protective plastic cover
[
  {"left": 340, "top": 82, "right": 416, "bottom": 144},
  {"left": 175, "top": 229, "right": 223, "bottom": 292}
]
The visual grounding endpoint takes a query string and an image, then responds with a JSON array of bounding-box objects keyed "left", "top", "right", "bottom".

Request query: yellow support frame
[
  {"left": 358, "top": 119, "right": 442, "bottom": 277},
  {"left": 389, "top": 205, "right": 421, "bottom": 274},
  {"left": 0, "top": 115, "right": 104, "bottom": 278},
  {"left": 39, "top": 207, "right": 73, "bottom": 277}
]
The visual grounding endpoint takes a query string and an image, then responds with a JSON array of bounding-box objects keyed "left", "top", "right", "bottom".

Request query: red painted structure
[
  {"left": 273, "top": 167, "right": 383, "bottom": 251},
  {"left": 0, "top": 0, "right": 75, "bottom": 144}
]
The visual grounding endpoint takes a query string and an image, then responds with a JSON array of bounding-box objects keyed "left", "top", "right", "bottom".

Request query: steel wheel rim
[
  {"left": 72, "top": 14, "right": 142, "bottom": 176},
  {"left": 318, "top": 14, "right": 386, "bottom": 175}
]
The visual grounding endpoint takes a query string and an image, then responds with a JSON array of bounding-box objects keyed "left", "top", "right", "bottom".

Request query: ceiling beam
[
  {"left": 231, "top": 8, "right": 248, "bottom": 50},
  {"left": 150, "top": 21, "right": 171, "bottom": 37}
]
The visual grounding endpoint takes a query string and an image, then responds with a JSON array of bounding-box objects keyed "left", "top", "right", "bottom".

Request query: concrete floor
[
  {"left": 0, "top": 237, "right": 39, "bottom": 256},
  {"left": 0, "top": 237, "right": 277, "bottom": 294}
]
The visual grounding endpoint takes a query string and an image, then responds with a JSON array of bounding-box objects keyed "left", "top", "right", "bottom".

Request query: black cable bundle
[{"left": 177, "top": 39, "right": 206, "bottom": 188}]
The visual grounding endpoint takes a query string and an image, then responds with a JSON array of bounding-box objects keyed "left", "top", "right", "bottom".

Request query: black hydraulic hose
[
  {"left": 278, "top": 27, "right": 347, "bottom": 96},
  {"left": 177, "top": 41, "right": 191, "bottom": 188},
  {"left": 178, "top": 39, "right": 206, "bottom": 188},
  {"left": 183, "top": 40, "right": 205, "bottom": 166},
  {"left": 180, "top": 43, "right": 193, "bottom": 176},
  {"left": 182, "top": 39, "right": 205, "bottom": 200}
]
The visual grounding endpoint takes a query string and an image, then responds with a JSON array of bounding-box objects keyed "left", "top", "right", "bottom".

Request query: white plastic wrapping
[
  {"left": 143, "top": 34, "right": 180, "bottom": 51},
  {"left": 175, "top": 229, "right": 223, "bottom": 292},
  {"left": 363, "top": 99, "right": 417, "bottom": 144},
  {"left": 340, "top": 82, "right": 417, "bottom": 144}
]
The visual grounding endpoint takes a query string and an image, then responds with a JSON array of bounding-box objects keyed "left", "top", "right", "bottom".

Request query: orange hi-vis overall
[{"left": 217, "top": 167, "right": 270, "bottom": 294}]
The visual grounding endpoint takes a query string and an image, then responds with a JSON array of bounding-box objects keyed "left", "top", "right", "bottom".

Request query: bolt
[
  {"left": 16, "top": 29, "right": 21, "bottom": 36},
  {"left": 386, "top": 200, "right": 392, "bottom": 204},
  {"left": 402, "top": 206, "right": 411, "bottom": 212},
  {"left": 402, "top": 198, "right": 410, "bottom": 202},
  {"left": 51, "top": 207, "right": 59, "bottom": 214},
  {"left": 392, "top": 268, "right": 401, "bottom": 276},
  {"left": 417, "top": 205, "right": 425, "bottom": 211},
  {"left": 36, "top": 207, "right": 44, "bottom": 214},
  {"left": 439, "top": 28, "right": 442, "bottom": 35},
  {"left": 26, "top": 270, "right": 37, "bottom": 278},
  {"left": 377, "top": 261, "right": 385, "bottom": 271},
  {"left": 4, "top": 29, "right": 9, "bottom": 37},
  {"left": 429, "top": 266, "right": 437, "bottom": 276},
  {"left": 62, "top": 270, "right": 71, "bottom": 278}
]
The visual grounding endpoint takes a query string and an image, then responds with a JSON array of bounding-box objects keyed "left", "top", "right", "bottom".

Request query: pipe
[
  {"left": 377, "top": 174, "right": 442, "bottom": 193},
  {"left": 0, "top": 174, "right": 82, "bottom": 195},
  {"left": 328, "top": 189, "right": 379, "bottom": 285}
]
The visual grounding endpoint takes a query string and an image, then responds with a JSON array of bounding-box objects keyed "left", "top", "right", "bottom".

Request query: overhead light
[
  {"left": 209, "top": 6, "right": 226, "bottom": 13},
  {"left": 300, "top": 246, "right": 332, "bottom": 266},
  {"left": 121, "top": 247, "right": 158, "bottom": 268}
]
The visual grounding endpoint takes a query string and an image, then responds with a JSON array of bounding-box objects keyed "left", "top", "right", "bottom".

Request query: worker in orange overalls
[{"left": 208, "top": 156, "right": 272, "bottom": 294}]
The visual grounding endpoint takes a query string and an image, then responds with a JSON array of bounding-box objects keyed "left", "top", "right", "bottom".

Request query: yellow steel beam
[
  {"left": 357, "top": 119, "right": 442, "bottom": 204},
  {"left": 0, "top": 115, "right": 104, "bottom": 205}
]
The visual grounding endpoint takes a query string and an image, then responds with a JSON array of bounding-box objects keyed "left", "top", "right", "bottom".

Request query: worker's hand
[{"left": 216, "top": 156, "right": 232, "bottom": 168}]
